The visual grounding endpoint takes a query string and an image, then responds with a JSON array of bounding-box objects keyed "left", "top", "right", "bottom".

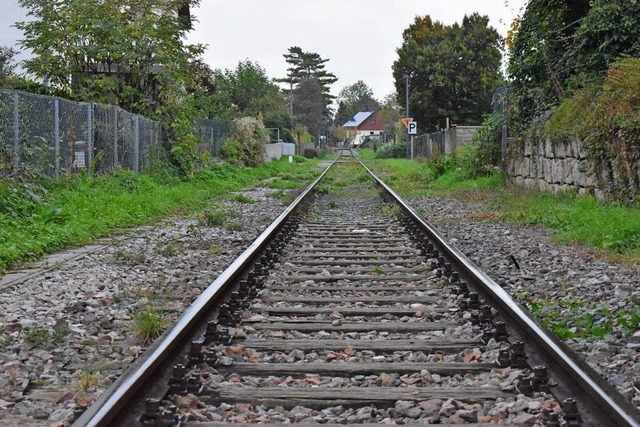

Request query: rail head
[{"left": 356, "top": 155, "right": 640, "bottom": 427}]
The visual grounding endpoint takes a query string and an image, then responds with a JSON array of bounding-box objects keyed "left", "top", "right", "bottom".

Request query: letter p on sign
[{"left": 408, "top": 121, "right": 417, "bottom": 135}]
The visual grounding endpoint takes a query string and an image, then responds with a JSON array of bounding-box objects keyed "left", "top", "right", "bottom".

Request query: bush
[
  {"left": 303, "top": 148, "right": 319, "bottom": 158},
  {"left": 375, "top": 141, "right": 406, "bottom": 159},
  {"left": 220, "top": 117, "right": 267, "bottom": 167}
]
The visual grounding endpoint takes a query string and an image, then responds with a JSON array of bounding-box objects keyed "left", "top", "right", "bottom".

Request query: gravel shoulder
[
  {"left": 0, "top": 186, "right": 293, "bottom": 425},
  {"left": 409, "top": 194, "right": 640, "bottom": 411},
  {"left": 1, "top": 184, "right": 638, "bottom": 425}
]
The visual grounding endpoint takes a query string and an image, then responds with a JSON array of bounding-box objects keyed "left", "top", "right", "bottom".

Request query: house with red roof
[{"left": 342, "top": 109, "right": 386, "bottom": 146}]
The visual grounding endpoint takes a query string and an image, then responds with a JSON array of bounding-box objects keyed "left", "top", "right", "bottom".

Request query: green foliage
[
  {"left": 24, "top": 324, "right": 69, "bottom": 347},
  {"left": 453, "top": 111, "right": 506, "bottom": 179},
  {"left": 16, "top": 0, "right": 204, "bottom": 116},
  {"left": 200, "top": 208, "right": 227, "bottom": 227},
  {"left": 130, "top": 303, "right": 168, "bottom": 345},
  {"left": 508, "top": 0, "right": 640, "bottom": 127},
  {"left": 278, "top": 47, "right": 338, "bottom": 138},
  {"left": 496, "top": 189, "right": 640, "bottom": 257},
  {"left": 375, "top": 141, "right": 406, "bottom": 159},
  {"left": 231, "top": 193, "right": 255, "bottom": 204},
  {"left": 0, "top": 46, "right": 17, "bottom": 86},
  {"left": 393, "top": 13, "right": 503, "bottom": 132},
  {"left": 277, "top": 46, "right": 338, "bottom": 106},
  {"left": 544, "top": 58, "right": 640, "bottom": 202},
  {"left": 224, "top": 221, "right": 243, "bottom": 231},
  {"left": 0, "top": 157, "right": 324, "bottom": 274},
  {"left": 205, "top": 60, "right": 289, "bottom": 121},
  {"left": 221, "top": 117, "right": 267, "bottom": 167}
]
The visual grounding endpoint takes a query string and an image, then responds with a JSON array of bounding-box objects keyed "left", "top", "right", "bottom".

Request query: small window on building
[
  {"left": 370, "top": 119, "right": 376, "bottom": 125},
  {"left": 370, "top": 132, "right": 374, "bottom": 135}
]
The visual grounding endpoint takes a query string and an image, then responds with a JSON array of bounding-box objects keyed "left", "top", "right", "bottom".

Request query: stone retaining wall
[{"left": 504, "top": 137, "right": 604, "bottom": 200}]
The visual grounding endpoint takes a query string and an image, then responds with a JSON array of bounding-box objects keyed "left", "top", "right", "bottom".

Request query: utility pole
[{"left": 405, "top": 74, "right": 410, "bottom": 159}]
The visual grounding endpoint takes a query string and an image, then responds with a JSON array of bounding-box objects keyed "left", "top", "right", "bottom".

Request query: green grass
[
  {"left": 494, "top": 190, "right": 640, "bottom": 258},
  {"left": 359, "top": 148, "right": 640, "bottom": 262},
  {"left": 0, "top": 157, "right": 324, "bottom": 273},
  {"left": 130, "top": 303, "right": 168, "bottom": 345}
]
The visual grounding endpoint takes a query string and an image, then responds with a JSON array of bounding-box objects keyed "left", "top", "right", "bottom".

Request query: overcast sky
[{"left": 1, "top": 0, "right": 527, "bottom": 100}]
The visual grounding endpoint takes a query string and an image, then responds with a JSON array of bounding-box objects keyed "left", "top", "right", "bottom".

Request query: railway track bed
[{"left": 72, "top": 153, "right": 640, "bottom": 426}]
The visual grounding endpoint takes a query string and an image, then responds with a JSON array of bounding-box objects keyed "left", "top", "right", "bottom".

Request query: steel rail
[
  {"left": 357, "top": 155, "right": 640, "bottom": 427},
  {"left": 74, "top": 155, "right": 340, "bottom": 427}
]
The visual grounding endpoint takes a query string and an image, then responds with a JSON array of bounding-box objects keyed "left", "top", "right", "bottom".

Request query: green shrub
[
  {"left": 375, "top": 141, "right": 406, "bottom": 159},
  {"left": 221, "top": 117, "right": 267, "bottom": 167}
]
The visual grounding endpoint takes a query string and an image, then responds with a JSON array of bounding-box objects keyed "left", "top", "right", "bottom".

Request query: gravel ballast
[{"left": 0, "top": 186, "right": 638, "bottom": 425}]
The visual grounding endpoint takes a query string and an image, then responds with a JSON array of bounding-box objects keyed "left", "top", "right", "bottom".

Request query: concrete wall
[{"left": 265, "top": 142, "right": 296, "bottom": 161}]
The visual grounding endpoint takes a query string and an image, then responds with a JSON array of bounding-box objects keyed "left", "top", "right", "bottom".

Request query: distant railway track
[{"left": 74, "top": 150, "right": 640, "bottom": 426}]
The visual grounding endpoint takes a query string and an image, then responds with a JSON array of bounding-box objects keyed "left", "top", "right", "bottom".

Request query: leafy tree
[
  {"left": 278, "top": 46, "right": 338, "bottom": 141},
  {"left": 194, "top": 60, "right": 294, "bottom": 141},
  {"left": 393, "top": 14, "right": 503, "bottom": 132},
  {"left": 379, "top": 92, "right": 403, "bottom": 143},
  {"left": 334, "top": 80, "right": 379, "bottom": 126},
  {"left": 508, "top": 0, "right": 640, "bottom": 127},
  {"left": 507, "top": 0, "right": 590, "bottom": 126},
  {"left": 206, "top": 60, "right": 284, "bottom": 119},
  {"left": 16, "top": 0, "right": 205, "bottom": 116},
  {"left": 572, "top": 0, "right": 640, "bottom": 81},
  {"left": 0, "top": 46, "right": 17, "bottom": 86}
]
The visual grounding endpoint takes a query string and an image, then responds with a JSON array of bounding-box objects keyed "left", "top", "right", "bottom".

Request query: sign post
[{"left": 401, "top": 119, "right": 417, "bottom": 160}]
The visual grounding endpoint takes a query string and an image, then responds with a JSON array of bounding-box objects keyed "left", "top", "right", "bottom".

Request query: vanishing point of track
[{"left": 75, "top": 151, "right": 640, "bottom": 426}]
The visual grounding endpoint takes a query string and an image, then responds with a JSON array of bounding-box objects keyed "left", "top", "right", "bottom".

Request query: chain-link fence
[
  {"left": 0, "top": 89, "right": 161, "bottom": 178},
  {"left": 413, "top": 132, "right": 444, "bottom": 161},
  {"left": 194, "top": 118, "right": 230, "bottom": 158}
]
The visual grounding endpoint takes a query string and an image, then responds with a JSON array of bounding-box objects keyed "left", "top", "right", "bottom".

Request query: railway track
[{"left": 75, "top": 151, "right": 640, "bottom": 426}]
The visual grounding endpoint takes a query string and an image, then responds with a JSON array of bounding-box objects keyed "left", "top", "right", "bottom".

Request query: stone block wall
[{"left": 505, "top": 137, "right": 604, "bottom": 199}]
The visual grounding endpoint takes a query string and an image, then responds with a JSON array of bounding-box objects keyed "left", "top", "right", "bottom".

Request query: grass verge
[
  {"left": 0, "top": 157, "right": 325, "bottom": 274},
  {"left": 358, "top": 149, "right": 640, "bottom": 263}
]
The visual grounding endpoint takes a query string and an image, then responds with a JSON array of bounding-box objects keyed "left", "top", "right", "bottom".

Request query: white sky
[{"left": 1, "top": 0, "right": 528, "bottom": 100}]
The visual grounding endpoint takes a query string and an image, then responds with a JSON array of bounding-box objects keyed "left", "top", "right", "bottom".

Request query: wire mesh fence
[
  {"left": 0, "top": 89, "right": 161, "bottom": 179},
  {"left": 194, "top": 118, "right": 230, "bottom": 158}
]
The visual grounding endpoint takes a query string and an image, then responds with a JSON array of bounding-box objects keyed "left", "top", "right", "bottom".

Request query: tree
[
  {"left": 379, "top": 92, "right": 403, "bottom": 143},
  {"left": 0, "top": 46, "right": 17, "bottom": 86},
  {"left": 392, "top": 14, "right": 503, "bottom": 132},
  {"left": 206, "top": 60, "right": 284, "bottom": 119},
  {"left": 278, "top": 46, "right": 338, "bottom": 105},
  {"left": 16, "top": 0, "right": 205, "bottom": 116},
  {"left": 508, "top": 0, "right": 640, "bottom": 127},
  {"left": 507, "top": 0, "right": 590, "bottom": 126},
  {"left": 334, "top": 80, "right": 379, "bottom": 126},
  {"left": 194, "top": 60, "right": 294, "bottom": 141},
  {"left": 292, "top": 78, "right": 325, "bottom": 138}
]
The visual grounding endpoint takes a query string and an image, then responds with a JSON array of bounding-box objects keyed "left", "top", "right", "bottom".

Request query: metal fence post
[
  {"left": 501, "top": 124, "right": 509, "bottom": 182},
  {"left": 54, "top": 98, "right": 60, "bottom": 178},
  {"left": 133, "top": 114, "right": 139, "bottom": 172},
  {"left": 87, "top": 103, "right": 93, "bottom": 169},
  {"left": 12, "top": 92, "right": 19, "bottom": 174},
  {"left": 113, "top": 107, "right": 118, "bottom": 168}
]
